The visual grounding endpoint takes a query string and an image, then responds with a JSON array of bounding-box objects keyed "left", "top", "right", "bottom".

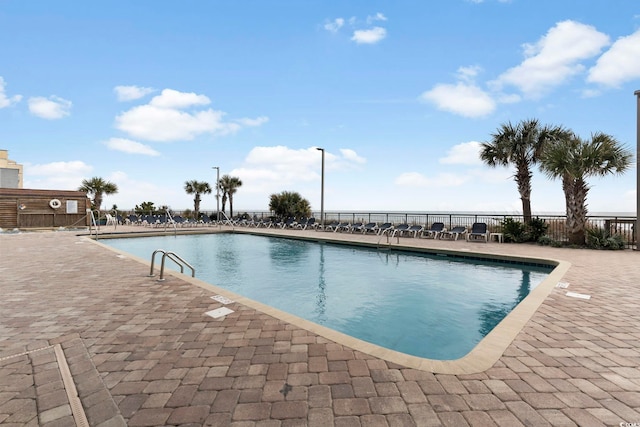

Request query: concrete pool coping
[{"left": 92, "top": 227, "right": 571, "bottom": 375}]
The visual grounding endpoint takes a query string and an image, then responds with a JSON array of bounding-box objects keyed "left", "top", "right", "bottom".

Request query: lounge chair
[
  {"left": 350, "top": 222, "right": 364, "bottom": 233},
  {"left": 377, "top": 223, "right": 394, "bottom": 235},
  {"left": 105, "top": 213, "right": 118, "bottom": 226},
  {"left": 297, "top": 218, "right": 316, "bottom": 230},
  {"left": 391, "top": 224, "right": 410, "bottom": 237},
  {"left": 335, "top": 222, "right": 351, "bottom": 232},
  {"left": 467, "top": 222, "right": 489, "bottom": 242},
  {"left": 256, "top": 218, "right": 273, "bottom": 228},
  {"left": 362, "top": 222, "right": 378, "bottom": 234},
  {"left": 438, "top": 226, "right": 467, "bottom": 240},
  {"left": 323, "top": 221, "right": 340, "bottom": 231},
  {"left": 278, "top": 218, "right": 296, "bottom": 229},
  {"left": 421, "top": 222, "right": 445, "bottom": 239},
  {"left": 406, "top": 225, "right": 423, "bottom": 238}
]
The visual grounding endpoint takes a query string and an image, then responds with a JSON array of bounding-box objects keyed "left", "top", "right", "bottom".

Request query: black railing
[{"left": 129, "top": 210, "right": 636, "bottom": 249}]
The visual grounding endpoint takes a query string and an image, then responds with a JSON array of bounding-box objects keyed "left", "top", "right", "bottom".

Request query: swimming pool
[{"left": 103, "top": 232, "right": 553, "bottom": 361}]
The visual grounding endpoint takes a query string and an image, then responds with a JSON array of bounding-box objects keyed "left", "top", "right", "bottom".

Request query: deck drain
[
  {"left": 566, "top": 291, "right": 590, "bottom": 300},
  {"left": 556, "top": 282, "right": 569, "bottom": 288},
  {"left": 211, "top": 295, "right": 234, "bottom": 305},
  {"left": 205, "top": 307, "right": 234, "bottom": 318}
]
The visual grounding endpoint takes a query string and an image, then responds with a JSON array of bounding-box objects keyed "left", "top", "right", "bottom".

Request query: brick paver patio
[{"left": 1, "top": 225, "right": 639, "bottom": 426}]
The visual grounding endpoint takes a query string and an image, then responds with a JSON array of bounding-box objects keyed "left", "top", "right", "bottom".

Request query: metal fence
[{"left": 196, "top": 210, "right": 636, "bottom": 248}]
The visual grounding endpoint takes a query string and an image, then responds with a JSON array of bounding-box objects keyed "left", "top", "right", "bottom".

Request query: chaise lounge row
[{"left": 319, "top": 221, "right": 491, "bottom": 242}]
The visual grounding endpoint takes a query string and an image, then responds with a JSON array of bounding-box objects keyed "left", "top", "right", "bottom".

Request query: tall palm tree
[
  {"left": 218, "top": 175, "right": 243, "bottom": 218},
  {"left": 78, "top": 177, "right": 118, "bottom": 211},
  {"left": 184, "top": 180, "right": 211, "bottom": 220},
  {"left": 539, "top": 132, "right": 633, "bottom": 245},
  {"left": 480, "top": 119, "right": 570, "bottom": 223}
]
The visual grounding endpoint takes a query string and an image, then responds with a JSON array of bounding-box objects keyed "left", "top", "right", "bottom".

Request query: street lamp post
[
  {"left": 635, "top": 90, "right": 640, "bottom": 250},
  {"left": 316, "top": 148, "right": 325, "bottom": 230},
  {"left": 212, "top": 166, "right": 220, "bottom": 221}
]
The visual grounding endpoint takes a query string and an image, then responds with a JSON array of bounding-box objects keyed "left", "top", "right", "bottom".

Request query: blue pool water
[{"left": 104, "top": 233, "right": 552, "bottom": 360}]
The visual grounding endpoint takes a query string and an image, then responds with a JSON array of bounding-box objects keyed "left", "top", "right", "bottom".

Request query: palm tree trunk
[
  {"left": 229, "top": 196, "right": 234, "bottom": 218},
  {"left": 194, "top": 195, "right": 201, "bottom": 219},
  {"left": 94, "top": 193, "right": 103, "bottom": 211},
  {"left": 564, "top": 177, "right": 588, "bottom": 245},
  {"left": 516, "top": 170, "right": 533, "bottom": 223}
]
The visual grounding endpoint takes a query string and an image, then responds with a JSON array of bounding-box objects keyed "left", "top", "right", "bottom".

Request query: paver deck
[{"left": 1, "top": 225, "right": 639, "bottom": 426}]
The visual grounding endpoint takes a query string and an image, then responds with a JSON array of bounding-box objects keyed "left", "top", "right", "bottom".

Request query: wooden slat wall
[{"left": 0, "top": 190, "right": 90, "bottom": 229}]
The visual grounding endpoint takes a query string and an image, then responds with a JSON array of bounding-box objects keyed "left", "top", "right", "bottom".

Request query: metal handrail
[
  {"left": 164, "top": 211, "right": 178, "bottom": 235},
  {"left": 149, "top": 249, "right": 195, "bottom": 281},
  {"left": 88, "top": 209, "right": 99, "bottom": 239},
  {"left": 376, "top": 228, "right": 399, "bottom": 250}
]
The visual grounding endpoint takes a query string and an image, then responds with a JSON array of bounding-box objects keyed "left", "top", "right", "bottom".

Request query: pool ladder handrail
[
  {"left": 149, "top": 249, "right": 195, "bottom": 281},
  {"left": 376, "top": 228, "right": 400, "bottom": 250}
]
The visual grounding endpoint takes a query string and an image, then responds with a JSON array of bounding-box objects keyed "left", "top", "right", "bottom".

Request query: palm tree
[
  {"left": 218, "top": 175, "right": 243, "bottom": 218},
  {"left": 184, "top": 180, "right": 211, "bottom": 220},
  {"left": 480, "top": 119, "right": 570, "bottom": 223},
  {"left": 269, "top": 191, "right": 312, "bottom": 219},
  {"left": 539, "top": 132, "right": 633, "bottom": 245},
  {"left": 78, "top": 177, "right": 118, "bottom": 211}
]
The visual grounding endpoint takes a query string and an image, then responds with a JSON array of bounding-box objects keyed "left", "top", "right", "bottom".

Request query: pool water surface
[{"left": 104, "top": 233, "right": 552, "bottom": 360}]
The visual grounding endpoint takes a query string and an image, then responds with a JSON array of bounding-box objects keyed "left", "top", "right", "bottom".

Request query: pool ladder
[
  {"left": 149, "top": 249, "right": 195, "bottom": 281},
  {"left": 376, "top": 229, "right": 400, "bottom": 250}
]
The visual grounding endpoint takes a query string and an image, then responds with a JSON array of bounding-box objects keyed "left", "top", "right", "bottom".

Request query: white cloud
[
  {"left": 28, "top": 96, "right": 72, "bottom": 119},
  {"left": 149, "top": 89, "right": 210, "bottom": 109},
  {"left": 439, "top": 141, "right": 483, "bottom": 165},
  {"left": 232, "top": 146, "right": 366, "bottom": 197},
  {"left": 394, "top": 172, "right": 469, "bottom": 188},
  {"left": 114, "top": 88, "right": 266, "bottom": 142},
  {"left": 236, "top": 116, "right": 269, "bottom": 127},
  {"left": 103, "top": 138, "right": 161, "bottom": 156},
  {"left": 23, "top": 160, "right": 92, "bottom": 190},
  {"left": 492, "top": 20, "right": 609, "bottom": 97},
  {"left": 114, "top": 85, "right": 155, "bottom": 102},
  {"left": 456, "top": 65, "right": 482, "bottom": 83},
  {"left": 420, "top": 82, "right": 496, "bottom": 118},
  {"left": 324, "top": 18, "right": 344, "bottom": 33},
  {"left": 339, "top": 148, "right": 366, "bottom": 164},
  {"left": 0, "top": 77, "right": 22, "bottom": 108},
  {"left": 351, "top": 27, "right": 387, "bottom": 44},
  {"left": 366, "top": 13, "right": 387, "bottom": 24},
  {"left": 587, "top": 29, "right": 640, "bottom": 87}
]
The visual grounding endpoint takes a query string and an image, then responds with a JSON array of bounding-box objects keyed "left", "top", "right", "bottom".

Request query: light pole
[
  {"left": 212, "top": 166, "right": 220, "bottom": 221},
  {"left": 635, "top": 90, "right": 640, "bottom": 250},
  {"left": 316, "top": 147, "right": 325, "bottom": 229}
]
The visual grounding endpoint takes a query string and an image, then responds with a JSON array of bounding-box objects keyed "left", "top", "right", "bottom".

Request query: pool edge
[{"left": 86, "top": 231, "right": 571, "bottom": 375}]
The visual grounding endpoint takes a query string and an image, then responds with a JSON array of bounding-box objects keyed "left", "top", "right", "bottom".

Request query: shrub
[
  {"left": 585, "top": 227, "right": 625, "bottom": 250},
  {"left": 501, "top": 218, "right": 528, "bottom": 243},
  {"left": 527, "top": 217, "right": 549, "bottom": 241},
  {"left": 501, "top": 217, "right": 549, "bottom": 243}
]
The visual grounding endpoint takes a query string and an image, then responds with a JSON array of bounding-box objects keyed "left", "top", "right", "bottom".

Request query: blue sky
[{"left": 1, "top": 0, "right": 639, "bottom": 214}]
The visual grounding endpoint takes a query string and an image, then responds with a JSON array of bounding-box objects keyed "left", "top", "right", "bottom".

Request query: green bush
[
  {"left": 502, "top": 217, "right": 528, "bottom": 243},
  {"left": 585, "top": 227, "right": 625, "bottom": 250},
  {"left": 501, "top": 217, "right": 549, "bottom": 243},
  {"left": 527, "top": 217, "right": 549, "bottom": 241}
]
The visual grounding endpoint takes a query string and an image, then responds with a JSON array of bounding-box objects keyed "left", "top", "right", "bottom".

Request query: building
[{"left": 0, "top": 150, "right": 90, "bottom": 229}]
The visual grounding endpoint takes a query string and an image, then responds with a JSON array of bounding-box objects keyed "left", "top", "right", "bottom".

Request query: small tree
[
  {"left": 184, "top": 180, "right": 211, "bottom": 220},
  {"left": 269, "top": 191, "right": 312, "bottom": 219},
  {"left": 78, "top": 177, "right": 118, "bottom": 211},
  {"left": 135, "top": 201, "right": 157, "bottom": 215},
  {"left": 539, "top": 131, "right": 633, "bottom": 245},
  {"left": 218, "top": 175, "right": 243, "bottom": 218}
]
